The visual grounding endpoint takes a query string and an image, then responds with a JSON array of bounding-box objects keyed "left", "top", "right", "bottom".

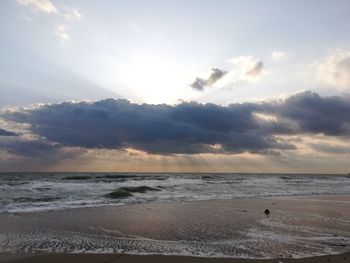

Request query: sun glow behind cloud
[{"left": 117, "top": 51, "right": 197, "bottom": 104}]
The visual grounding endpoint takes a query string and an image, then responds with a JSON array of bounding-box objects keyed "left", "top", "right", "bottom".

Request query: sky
[{"left": 0, "top": 0, "right": 350, "bottom": 172}]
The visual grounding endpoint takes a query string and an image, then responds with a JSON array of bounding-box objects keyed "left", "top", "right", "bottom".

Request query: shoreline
[
  {"left": 4, "top": 193, "right": 350, "bottom": 216},
  {"left": 1, "top": 252, "right": 350, "bottom": 263}
]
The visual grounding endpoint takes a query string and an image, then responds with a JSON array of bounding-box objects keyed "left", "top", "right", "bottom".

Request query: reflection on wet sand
[{"left": 0, "top": 195, "right": 349, "bottom": 258}]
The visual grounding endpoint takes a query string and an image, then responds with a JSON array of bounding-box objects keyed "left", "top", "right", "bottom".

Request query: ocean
[{"left": 1, "top": 172, "right": 350, "bottom": 214}]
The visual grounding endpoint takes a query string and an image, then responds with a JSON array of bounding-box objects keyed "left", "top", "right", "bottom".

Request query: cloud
[
  {"left": 246, "top": 61, "right": 264, "bottom": 77},
  {"left": 271, "top": 51, "right": 287, "bottom": 62},
  {"left": 250, "top": 91, "right": 350, "bottom": 137},
  {"left": 55, "top": 24, "right": 70, "bottom": 40},
  {"left": 17, "top": 0, "right": 82, "bottom": 41},
  {"left": 269, "top": 91, "right": 350, "bottom": 136},
  {"left": 2, "top": 98, "right": 292, "bottom": 156},
  {"left": 0, "top": 139, "right": 59, "bottom": 157},
  {"left": 229, "top": 56, "right": 265, "bottom": 77},
  {"left": 191, "top": 55, "right": 266, "bottom": 91},
  {"left": 17, "top": 0, "right": 58, "bottom": 14},
  {"left": 0, "top": 128, "right": 17, "bottom": 137},
  {"left": 316, "top": 49, "right": 350, "bottom": 90},
  {"left": 2, "top": 91, "right": 350, "bottom": 158},
  {"left": 190, "top": 68, "right": 227, "bottom": 91},
  {"left": 309, "top": 142, "right": 350, "bottom": 155}
]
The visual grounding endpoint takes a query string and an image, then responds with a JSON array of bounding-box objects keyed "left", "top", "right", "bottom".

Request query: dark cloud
[
  {"left": 189, "top": 78, "right": 206, "bottom": 91},
  {"left": 3, "top": 99, "right": 291, "bottom": 155},
  {"left": 2, "top": 91, "right": 350, "bottom": 157},
  {"left": 190, "top": 68, "right": 227, "bottom": 91},
  {"left": 245, "top": 60, "right": 264, "bottom": 76},
  {"left": 309, "top": 143, "right": 350, "bottom": 154},
  {"left": 0, "top": 140, "right": 59, "bottom": 157},
  {"left": 0, "top": 128, "right": 17, "bottom": 136},
  {"left": 269, "top": 91, "right": 350, "bottom": 136}
]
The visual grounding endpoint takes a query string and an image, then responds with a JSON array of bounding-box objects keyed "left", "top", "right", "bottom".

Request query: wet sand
[
  {"left": 0, "top": 252, "right": 350, "bottom": 263},
  {"left": 0, "top": 195, "right": 349, "bottom": 260}
]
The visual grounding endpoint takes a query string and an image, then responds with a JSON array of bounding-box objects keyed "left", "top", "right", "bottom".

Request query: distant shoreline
[{"left": 2, "top": 193, "right": 350, "bottom": 216}]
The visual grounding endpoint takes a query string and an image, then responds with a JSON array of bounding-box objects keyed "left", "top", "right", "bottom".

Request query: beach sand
[
  {"left": 0, "top": 195, "right": 349, "bottom": 261},
  {"left": 0, "top": 252, "right": 350, "bottom": 263}
]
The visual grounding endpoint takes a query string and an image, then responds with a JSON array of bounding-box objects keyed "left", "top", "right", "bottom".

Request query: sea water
[{"left": 1, "top": 172, "right": 350, "bottom": 213}]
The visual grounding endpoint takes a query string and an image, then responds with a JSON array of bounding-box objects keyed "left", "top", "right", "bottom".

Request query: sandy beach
[
  {"left": 0, "top": 252, "right": 350, "bottom": 263},
  {"left": 0, "top": 195, "right": 349, "bottom": 262}
]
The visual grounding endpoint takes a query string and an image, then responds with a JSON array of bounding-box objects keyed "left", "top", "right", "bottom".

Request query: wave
[
  {"left": 102, "top": 174, "right": 136, "bottom": 179},
  {"left": 1, "top": 173, "right": 350, "bottom": 214},
  {"left": 120, "top": 186, "right": 161, "bottom": 193},
  {"left": 105, "top": 190, "right": 133, "bottom": 199},
  {"left": 105, "top": 186, "right": 162, "bottom": 199},
  {"left": 12, "top": 196, "right": 61, "bottom": 203},
  {"left": 64, "top": 175, "right": 92, "bottom": 180}
]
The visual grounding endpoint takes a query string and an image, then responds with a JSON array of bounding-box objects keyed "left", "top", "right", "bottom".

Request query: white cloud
[
  {"left": 17, "top": 1, "right": 82, "bottom": 41},
  {"left": 64, "top": 8, "right": 82, "bottom": 20},
  {"left": 17, "top": 0, "right": 58, "bottom": 14},
  {"left": 229, "top": 55, "right": 266, "bottom": 78},
  {"left": 316, "top": 49, "right": 350, "bottom": 90},
  {"left": 215, "top": 55, "right": 267, "bottom": 88},
  {"left": 55, "top": 25, "right": 70, "bottom": 40},
  {"left": 271, "top": 51, "right": 287, "bottom": 61}
]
